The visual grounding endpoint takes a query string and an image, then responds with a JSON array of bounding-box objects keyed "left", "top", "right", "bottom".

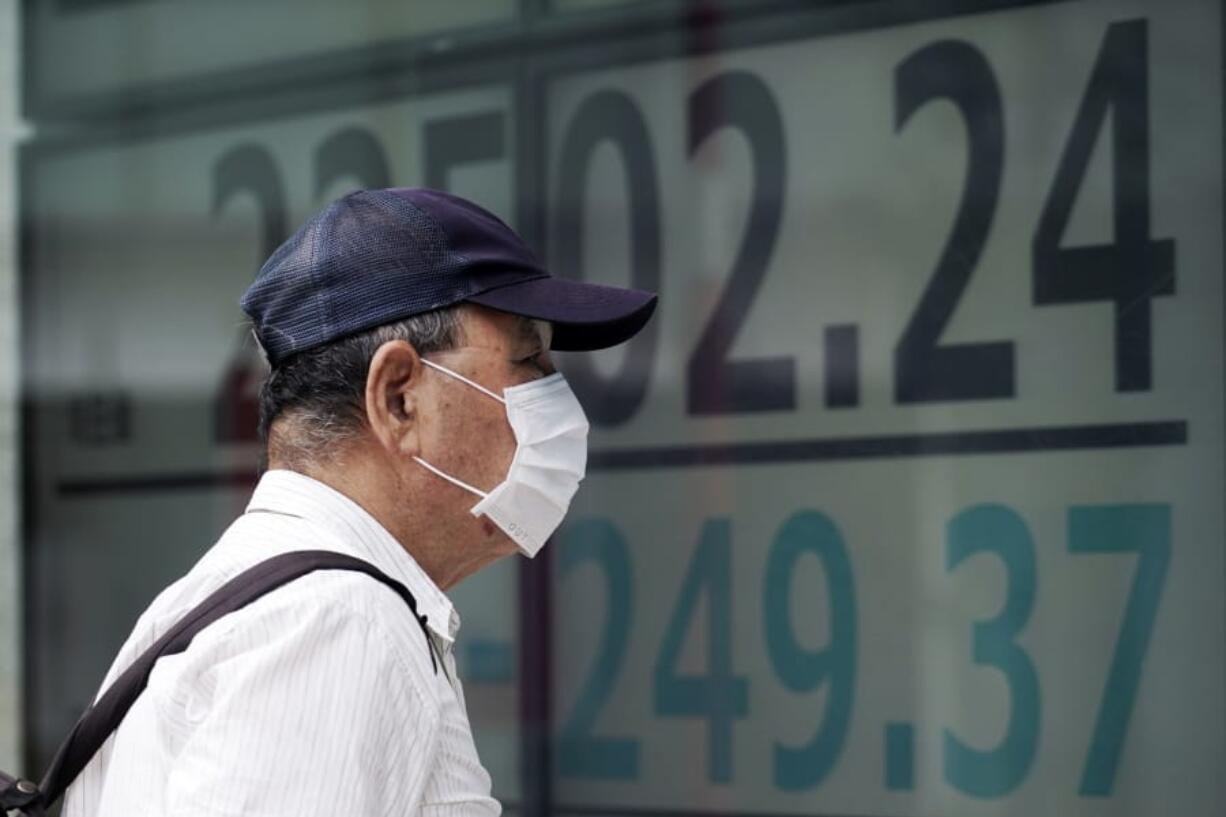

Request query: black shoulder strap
[{"left": 6, "top": 550, "right": 438, "bottom": 815}]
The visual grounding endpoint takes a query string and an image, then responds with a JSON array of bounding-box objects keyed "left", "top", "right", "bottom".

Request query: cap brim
[{"left": 465, "top": 277, "right": 657, "bottom": 351}]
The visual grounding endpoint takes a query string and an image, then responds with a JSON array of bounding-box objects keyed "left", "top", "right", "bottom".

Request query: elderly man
[{"left": 59, "top": 188, "right": 657, "bottom": 816}]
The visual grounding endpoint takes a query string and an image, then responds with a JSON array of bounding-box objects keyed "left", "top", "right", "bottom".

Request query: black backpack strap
[
  {"left": 30, "top": 549, "right": 439, "bottom": 812},
  {"left": 0, "top": 770, "right": 43, "bottom": 815}
]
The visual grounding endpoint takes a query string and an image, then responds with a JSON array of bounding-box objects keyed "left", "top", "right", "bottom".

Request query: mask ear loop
[
  {"left": 412, "top": 456, "right": 489, "bottom": 498},
  {"left": 420, "top": 358, "right": 506, "bottom": 403},
  {"left": 413, "top": 358, "right": 506, "bottom": 498}
]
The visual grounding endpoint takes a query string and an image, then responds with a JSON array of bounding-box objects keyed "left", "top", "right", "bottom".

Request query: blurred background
[{"left": 0, "top": 0, "right": 1223, "bottom": 815}]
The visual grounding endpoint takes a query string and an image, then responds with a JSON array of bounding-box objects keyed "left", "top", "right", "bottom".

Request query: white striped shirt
[{"left": 62, "top": 468, "right": 501, "bottom": 816}]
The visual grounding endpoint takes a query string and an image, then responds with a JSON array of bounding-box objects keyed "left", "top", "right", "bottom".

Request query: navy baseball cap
[{"left": 240, "top": 187, "right": 657, "bottom": 366}]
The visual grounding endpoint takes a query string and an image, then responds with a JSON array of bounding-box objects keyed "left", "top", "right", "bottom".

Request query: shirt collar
[{"left": 243, "top": 468, "right": 461, "bottom": 645}]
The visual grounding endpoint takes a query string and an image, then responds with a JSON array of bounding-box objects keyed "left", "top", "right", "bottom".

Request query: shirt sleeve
[{"left": 163, "top": 589, "right": 441, "bottom": 816}]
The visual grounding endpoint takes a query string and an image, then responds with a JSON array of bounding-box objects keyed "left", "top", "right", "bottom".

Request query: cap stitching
[{"left": 308, "top": 205, "right": 334, "bottom": 351}]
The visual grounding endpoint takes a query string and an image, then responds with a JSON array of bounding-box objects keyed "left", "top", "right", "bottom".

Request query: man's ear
[{"left": 364, "top": 340, "right": 423, "bottom": 457}]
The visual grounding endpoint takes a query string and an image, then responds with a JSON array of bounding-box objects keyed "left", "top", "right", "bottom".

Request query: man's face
[{"left": 410, "top": 304, "right": 555, "bottom": 550}]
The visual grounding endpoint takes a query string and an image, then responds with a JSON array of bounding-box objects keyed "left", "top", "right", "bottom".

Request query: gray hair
[{"left": 255, "top": 306, "right": 464, "bottom": 473}]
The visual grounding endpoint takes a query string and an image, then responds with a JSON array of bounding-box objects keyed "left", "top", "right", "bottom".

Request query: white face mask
[{"left": 412, "top": 358, "right": 590, "bottom": 558}]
